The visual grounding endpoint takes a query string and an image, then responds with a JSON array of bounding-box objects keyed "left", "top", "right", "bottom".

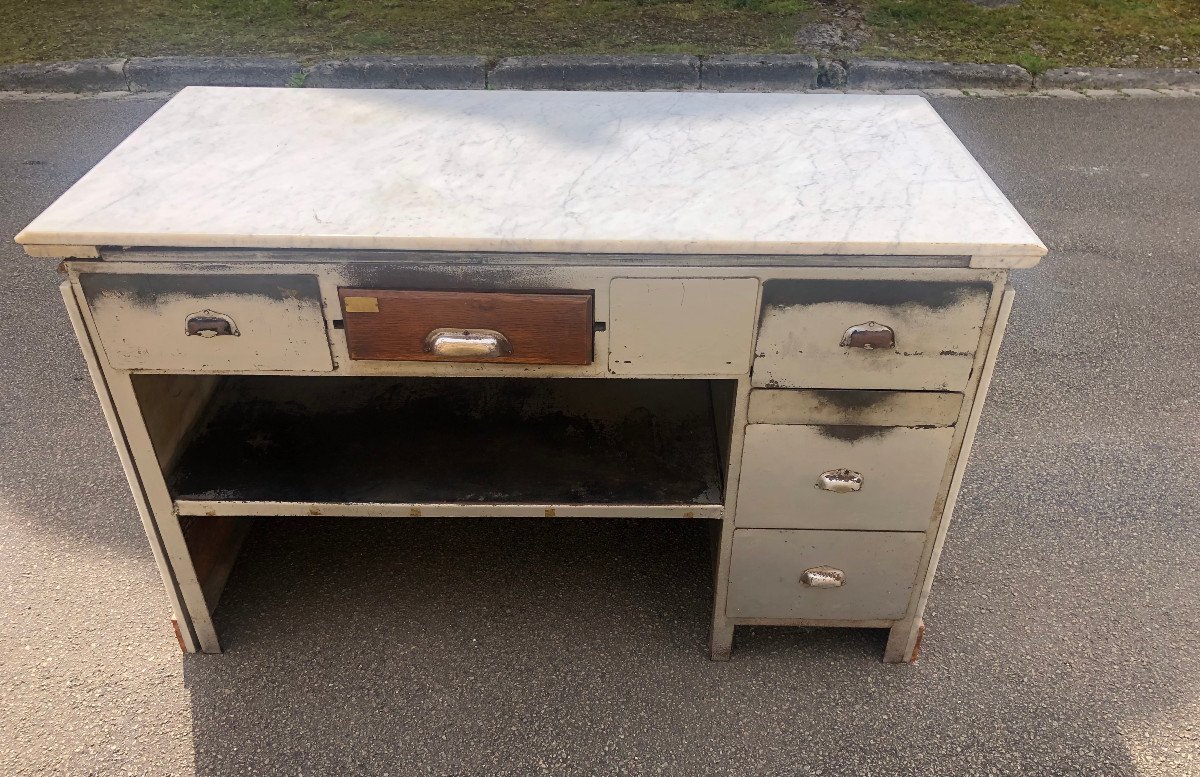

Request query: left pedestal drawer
[{"left": 78, "top": 273, "right": 333, "bottom": 372}]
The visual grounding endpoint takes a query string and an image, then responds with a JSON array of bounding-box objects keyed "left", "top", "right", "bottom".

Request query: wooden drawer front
[
  {"left": 736, "top": 424, "right": 955, "bottom": 531},
  {"left": 79, "top": 273, "right": 332, "bottom": 372},
  {"left": 339, "top": 289, "right": 594, "bottom": 365},
  {"left": 754, "top": 279, "right": 992, "bottom": 391},
  {"left": 727, "top": 529, "right": 924, "bottom": 620}
]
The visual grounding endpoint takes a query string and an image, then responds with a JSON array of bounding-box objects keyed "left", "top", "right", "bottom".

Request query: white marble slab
[{"left": 17, "top": 87, "right": 1046, "bottom": 266}]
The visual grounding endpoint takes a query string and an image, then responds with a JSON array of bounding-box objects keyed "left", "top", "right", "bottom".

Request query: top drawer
[
  {"left": 79, "top": 273, "right": 332, "bottom": 372},
  {"left": 754, "top": 279, "right": 992, "bottom": 391},
  {"left": 339, "top": 289, "right": 594, "bottom": 365}
]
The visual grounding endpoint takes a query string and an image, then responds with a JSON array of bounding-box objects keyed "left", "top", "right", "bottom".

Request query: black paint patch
[
  {"left": 79, "top": 273, "right": 321, "bottom": 307},
  {"left": 164, "top": 375, "right": 729, "bottom": 505},
  {"left": 342, "top": 263, "right": 563, "bottom": 293},
  {"left": 816, "top": 425, "right": 891, "bottom": 443},
  {"left": 809, "top": 389, "right": 892, "bottom": 412},
  {"left": 761, "top": 279, "right": 992, "bottom": 314}
]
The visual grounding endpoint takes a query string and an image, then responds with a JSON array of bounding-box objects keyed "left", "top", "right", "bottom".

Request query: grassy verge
[
  {"left": 1, "top": 0, "right": 1197, "bottom": 68},
  {"left": 0, "top": 0, "right": 814, "bottom": 64},
  {"left": 863, "top": 0, "right": 1200, "bottom": 70}
]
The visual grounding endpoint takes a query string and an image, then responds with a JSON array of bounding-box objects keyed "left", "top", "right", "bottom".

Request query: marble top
[{"left": 17, "top": 87, "right": 1045, "bottom": 266}]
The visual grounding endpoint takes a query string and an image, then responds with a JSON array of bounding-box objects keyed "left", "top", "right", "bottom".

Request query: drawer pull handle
[
  {"left": 185, "top": 311, "right": 239, "bottom": 338},
  {"left": 840, "top": 321, "right": 895, "bottom": 350},
  {"left": 802, "top": 567, "right": 846, "bottom": 588},
  {"left": 817, "top": 468, "right": 864, "bottom": 493},
  {"left": 424, "top": 328, "right": 513, "bottom": 359}
]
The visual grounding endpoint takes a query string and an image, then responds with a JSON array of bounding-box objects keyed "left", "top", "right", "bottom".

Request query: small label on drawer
[{"left": 343, "top": 296, "right": 380, "bottom": 313}]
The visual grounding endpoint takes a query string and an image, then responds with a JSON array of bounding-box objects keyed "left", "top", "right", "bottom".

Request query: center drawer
[{"left": 339, "top": 289, "right": 594, "bottom": 365}]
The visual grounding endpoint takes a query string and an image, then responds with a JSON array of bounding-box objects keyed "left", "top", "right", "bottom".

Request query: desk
[{"left": 18, "top": 87, "right": 1045, "bottom": 661}]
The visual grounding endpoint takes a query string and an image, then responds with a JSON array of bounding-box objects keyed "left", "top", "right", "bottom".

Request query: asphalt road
[{"left": 1, "top": 93, "right": 1197, "bottom": 777}]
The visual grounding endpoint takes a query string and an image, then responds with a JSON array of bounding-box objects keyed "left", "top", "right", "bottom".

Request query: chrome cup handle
[
  {"left": 816, "top": 468, "right": 863, "bottom": 493},
  {"left": 424, "top": 328, "right": 512, "bottom": 358},
  {"left": 801, "top": 567, "right": 846, "bottom": 588}
]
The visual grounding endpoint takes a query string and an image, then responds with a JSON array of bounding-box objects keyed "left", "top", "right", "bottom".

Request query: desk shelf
[{"left": 145, "top": 375, "right": 730, "bottom": 515}]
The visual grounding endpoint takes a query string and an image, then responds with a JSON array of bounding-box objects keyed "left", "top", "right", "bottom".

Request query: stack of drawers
[{"left": 728, "top": 279, "right": 994, "bottom": 629}]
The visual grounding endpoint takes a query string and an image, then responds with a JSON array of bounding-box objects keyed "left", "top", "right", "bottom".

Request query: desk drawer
[
  {"left": 78, "top": 273, "right": 332, "bottom": 372},
  {"left": 727, "top": 529, "right": 924, "bottom": 620},
  {"left": 754, "top": 279, "right": 992, "bottom": 391},
  {"left": 340, "top": 289, "right": 594, "bottom": 365},
  {"left": 736, "top": 424, "right": 955, "bottom": 531}
]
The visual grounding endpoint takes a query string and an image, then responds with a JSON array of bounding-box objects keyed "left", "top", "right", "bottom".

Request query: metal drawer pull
[
  {"left": 802, "top": 567, "right": 846, "bottom": 588},
  {"left": 840, "top": 321, "right": 895, "bottom": 349},
  {"left": 817, "top": 468, "right": 864, "bottom": 493},
  {"left": 185, "top": 310, "right": 239, "bottom": 338},
  {"left": 424, "top": 328, "right": 513, "bottom": 358}
]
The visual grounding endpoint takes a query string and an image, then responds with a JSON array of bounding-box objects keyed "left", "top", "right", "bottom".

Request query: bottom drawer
[{"left": 726, "top": 529, "right": 925, "bottom": 620}]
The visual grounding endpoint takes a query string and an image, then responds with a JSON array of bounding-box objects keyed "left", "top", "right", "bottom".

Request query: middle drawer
[
  {"left": 736, "top": 420, "right": 956, "bottom": 532},
  {"left": 339, "top": 288, "right": 594, "bottom": 365}
]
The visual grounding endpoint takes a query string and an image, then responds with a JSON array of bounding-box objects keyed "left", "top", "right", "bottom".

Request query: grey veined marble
[{"left": 17, "top": 87, "right": 1045, "bottom": 266}]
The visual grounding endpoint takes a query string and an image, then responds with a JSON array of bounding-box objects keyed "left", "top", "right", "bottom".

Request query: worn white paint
[
  {"left": 884, "top": 285, "right": 1017, "bottom": 662},
  {"left": 29, "top": 91, "right": 1043, "bottom": 660},
  {"left": 175, "top": 500, "right": 723, "bottom": 519},
  {"left": 54, "top": 256, "right": 1024, "bottom": 660},
  {"left": 754, "top": 286, "right": 991, "bottom": 391},
  {"left": 608, "top": 278, "right": 760, "bottom": 375},
  {"left": 59, "top": 282, "right": 196, "bottom": 652},
  {"left": 727, "top": 529, "right": 926, "bottom": 620},
  {"left": 17, "top": 88, "right": 1045, "bottom": 264},
  {"left": 736, "top": 424, "right": 955, "bottom": 532},
  {"left": 85, "top": 283, "right": 333, "bottom": 372},
  {"left": 747, "top": 388, "right": 963, "bottom": 426},
  {"left": 23, "top": 243, "right": 98, "bottom": 258}
]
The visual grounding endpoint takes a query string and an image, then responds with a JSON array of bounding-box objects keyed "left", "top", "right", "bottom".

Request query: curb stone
[
  {"left": 1040, "top": 88, "right": 1088, "bottom": 100},
  {"left": 1121, "top": 88, "right": 1164, "bottom": 98},
  {"left": 127, "top": 56, "right": 301, "bottom": 91},
  {"left": 0, "top": 59, "right": 127, "bottom": 92},
  {"left": 1, "top": 55, "right": 1199, "bottom": 95},
  {"left": 490, "top": 55, "right": 700, "bottom": 91},
  {"left": 817, "top": 59, "right": 848, "bottom": 88},
  {"left": 846, "top": 60, "right": 1032, "bottom": 90},
  {"left": 303, "top": 56, "right": 487, "bottom": 89},
  {"left": 1038, "top": 66, "right": 1200, "bottom": 89},
  {"left": 701, "top": 55, "right": 818, "bottom": 92}
]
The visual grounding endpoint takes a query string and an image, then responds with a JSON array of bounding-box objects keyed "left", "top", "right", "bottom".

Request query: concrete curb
[
  {"left": 845, "top": 60, "right": 1032, "bottom": 90},
  {"left": 1037, "top": 66, "right": 1200, "bottom": 89},
  {"left": 2, "top": 55, "right": 1199, "bottom": 94},
  {"left": 700, "top": 55, "right": 819, "bottom": 91},
  {"left": 304, "top": 56, "right": 487, "bottom": 89},
  {"left": 490, "top": 55, "right": 700, "bottom": 91},
  {"left": 126, "top": 57, "right": 302, "bottom": 91},
  {"left": 0, "top": 59, "right": 127, "bottom": 92}
]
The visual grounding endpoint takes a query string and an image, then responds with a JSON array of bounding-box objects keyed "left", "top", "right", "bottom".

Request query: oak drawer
[
  {"left": 339, "top": 289, "right": 594, "bottom": 365},
  {"left": 754, "top": 279, "right": 992, "bottom": 391},
  {"left": 736, "top": 424, "right": 955, "bottom": 531},
  {"left": 78, "top": 273, "right": 332, "bottom": 372},
  {"left": 727, "top": 529, "right": 924, "bottom": 620}
]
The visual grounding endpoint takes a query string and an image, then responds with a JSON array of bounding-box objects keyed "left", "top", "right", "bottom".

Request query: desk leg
[
  {"left": 709, "top": 517, "right": 737, "bottom": 661},
  {"left": 710, "top": 619, "right": 735, "bottom": 662},
  {"left": 884, "top": 619, "right": 924, "bottom": 664},
  {"left": 62, "top": 282, "right": 221, "bottom": 653},
  {"left": 709, "top": 377, "right": 751, "bottom": 662}
]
